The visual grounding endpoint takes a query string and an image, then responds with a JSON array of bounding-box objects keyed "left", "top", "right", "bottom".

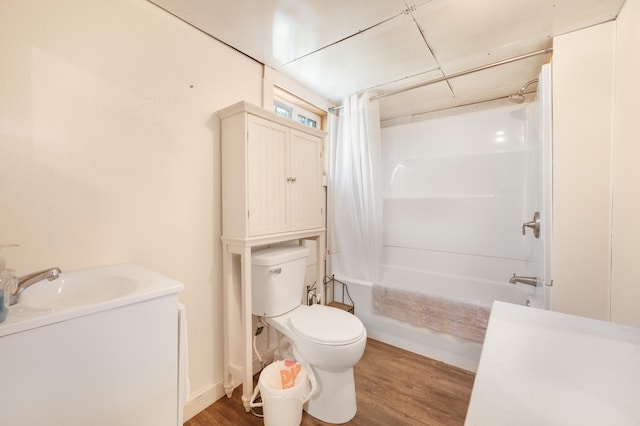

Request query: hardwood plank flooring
[{"left": 185, "top": 339, "right": 475, "bottom": 426}]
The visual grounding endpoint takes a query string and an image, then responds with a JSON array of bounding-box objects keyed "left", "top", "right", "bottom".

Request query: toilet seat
[{"left": 289, "top": 305, "right": 365, "bottom": 346}]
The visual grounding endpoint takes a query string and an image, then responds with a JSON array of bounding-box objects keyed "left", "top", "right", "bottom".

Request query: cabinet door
[
  {"left": 247, "top": 116, "right": 289, "bottom": 236},
  {"left": 289, "top": 129, "right": 322, "bottom": 231}
]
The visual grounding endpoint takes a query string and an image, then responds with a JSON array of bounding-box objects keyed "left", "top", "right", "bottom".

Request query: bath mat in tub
[{"left": 372, "top": 285, "right": 491, "bottom": 342}]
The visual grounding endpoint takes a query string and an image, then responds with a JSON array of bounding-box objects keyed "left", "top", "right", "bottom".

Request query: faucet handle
[{"left": 522, "top": 212, "right": 540, "bottom": 238}]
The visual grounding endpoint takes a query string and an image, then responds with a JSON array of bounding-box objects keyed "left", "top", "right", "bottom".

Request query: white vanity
[{"left": 0, "top": 264, "right": 186, "bottom": 426}]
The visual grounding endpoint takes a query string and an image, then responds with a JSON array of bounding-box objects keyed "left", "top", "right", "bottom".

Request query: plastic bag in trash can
[{"left": 249, "top": 360, "right": 316, "bottom": 426}]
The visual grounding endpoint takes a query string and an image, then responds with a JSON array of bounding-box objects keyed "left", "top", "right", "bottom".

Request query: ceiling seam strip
[
  {"left": 328, "top": 47, "right": 553, "bottom": 112},
  {"left": 277, "top": 11, "right": 405, "bottom": 68},
  {"left": 404, "top": 1, "right": 456, "bottom": 97},
  {"left": 146, "top": 1, "right": 264, "bottom": 66}
]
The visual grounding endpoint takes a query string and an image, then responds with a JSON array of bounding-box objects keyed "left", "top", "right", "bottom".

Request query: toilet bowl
[
  {"left": 267, "top": 304, "right": 367, "bottom": 423},
  {"left": 251, "top": 246, "right": 367, "bottom": 424}
]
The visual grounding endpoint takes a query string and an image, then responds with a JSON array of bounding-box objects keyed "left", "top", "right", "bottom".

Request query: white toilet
[{"left": 252, "top": 245, "right": 367, "bottom": 424}]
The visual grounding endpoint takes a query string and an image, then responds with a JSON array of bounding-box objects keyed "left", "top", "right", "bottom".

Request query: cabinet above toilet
[
  {"left": 219, "top": 101, "right": 326, "bottom": 240},
  {"left": 217, "top": 101, "right": 327, "bottom": 410}
]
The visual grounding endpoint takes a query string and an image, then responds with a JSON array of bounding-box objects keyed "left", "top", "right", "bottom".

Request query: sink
[
  {"left": 1, "top": 263, "right": 183, "bottom": 337},
  {"left": 19, "top": 269, "right": 138, "bottom": 309},
  {"left": 0, "top": 263, "right": 185, "bottom": 426}
]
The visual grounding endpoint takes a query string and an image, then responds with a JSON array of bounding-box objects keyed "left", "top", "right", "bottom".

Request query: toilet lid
[{"left": 289, "top": 305, "right": 365, "bottom": 345}]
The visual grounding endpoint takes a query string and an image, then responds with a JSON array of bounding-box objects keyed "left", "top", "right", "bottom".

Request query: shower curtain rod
[{"left": 328, "top": 47, "right": 553, "bottom": 112}]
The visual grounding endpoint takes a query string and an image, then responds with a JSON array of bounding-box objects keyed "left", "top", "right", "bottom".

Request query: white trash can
[{"left": 249, "top": 360, "right": 316, "bottom": 426}]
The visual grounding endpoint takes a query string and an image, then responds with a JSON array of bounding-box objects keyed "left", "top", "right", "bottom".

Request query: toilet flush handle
[{"left": 269, "top": 268, "right": 282, "bottom": 274}]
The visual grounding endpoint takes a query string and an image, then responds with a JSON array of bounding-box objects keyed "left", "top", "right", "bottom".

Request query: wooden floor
[{"left": 185, "top": 339, "right": 475, "bottom": 426}]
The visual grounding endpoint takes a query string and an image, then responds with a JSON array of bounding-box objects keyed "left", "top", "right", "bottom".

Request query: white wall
[
  {"left": 552, "top": 4, "right": 640, "bottom": 326},
  {"left": 611, "top": 0, "right": 640, "bottom": 327},
  {"left": 0, "top": 0, "right": 262, "bottom": 419},
  {"left": 551, "top": 22, "right": 615, "bottom": 320}
]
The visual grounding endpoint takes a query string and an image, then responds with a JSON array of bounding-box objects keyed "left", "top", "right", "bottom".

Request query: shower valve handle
[{"left": 522, "top": 211, "right": 540, "bottom": 238}]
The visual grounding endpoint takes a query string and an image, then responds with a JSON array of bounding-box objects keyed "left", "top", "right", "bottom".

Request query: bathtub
[{"left": 333, "top": 266, "right": 536, "bottom": 372}]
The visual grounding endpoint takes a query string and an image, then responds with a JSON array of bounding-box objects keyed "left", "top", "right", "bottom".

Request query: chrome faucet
[
  {"left": 8, "top": 267, "right": 62, "bottom": 306},
  {"left": 509, "top": 274, "right": 538, "bottom": 287}
]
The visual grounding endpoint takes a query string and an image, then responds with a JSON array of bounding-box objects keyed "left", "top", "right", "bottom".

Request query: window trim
[{"left": 273, "top": 86, "right": 325, "bottom": 130}]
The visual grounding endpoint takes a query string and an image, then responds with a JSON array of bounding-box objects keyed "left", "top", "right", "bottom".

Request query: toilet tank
[{"left": 251, "top": 246, "right": 310, "bottom": 317}]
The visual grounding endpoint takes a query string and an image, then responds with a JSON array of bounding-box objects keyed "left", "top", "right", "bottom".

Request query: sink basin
[
  {"left": 19, "top": 269, "right": 138, "bottom": 309},
  {"left": 1, "top": 263, "right": 183, "bottom": 337}
]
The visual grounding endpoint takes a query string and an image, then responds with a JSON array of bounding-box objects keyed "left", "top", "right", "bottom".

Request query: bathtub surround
[
  {"left": 332, "top": 68, "right": 551, "bottom": 369},
  {"left": 378, "top": 92, "right": 551, "bottom": 293}
]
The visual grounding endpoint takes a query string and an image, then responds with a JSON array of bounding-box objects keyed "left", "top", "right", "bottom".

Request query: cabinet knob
[{"left": 286, "top": 177, "right": 297, "bottom": 183}]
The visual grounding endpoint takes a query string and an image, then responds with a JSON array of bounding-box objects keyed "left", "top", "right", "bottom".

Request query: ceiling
[{"left": 149, "top": 0, "right": 626, "bottom": 121}]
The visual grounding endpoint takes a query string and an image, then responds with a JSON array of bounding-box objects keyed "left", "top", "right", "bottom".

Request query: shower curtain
[{"left": 327, "top": 93, "right": 383, "bottom": 282}]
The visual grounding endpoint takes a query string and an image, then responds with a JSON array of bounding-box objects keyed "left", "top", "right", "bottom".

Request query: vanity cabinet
[
  {"left": 218, "top": 101, "right": 325, "bottom": 411},
  {"left": 219, "top": 101, "right": 323, "bottom": 238}
]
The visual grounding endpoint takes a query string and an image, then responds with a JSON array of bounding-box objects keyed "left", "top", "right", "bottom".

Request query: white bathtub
[{"left": 333, "top": 266, "right": 534, "bottom": 372}]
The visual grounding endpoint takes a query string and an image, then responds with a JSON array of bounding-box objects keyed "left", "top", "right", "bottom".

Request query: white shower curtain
[{"left": 327, "top": 92, "right": 383, "bottom": 282}]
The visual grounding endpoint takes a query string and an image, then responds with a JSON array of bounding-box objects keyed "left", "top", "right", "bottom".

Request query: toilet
[{"left": 251, "top": 245, "right": 367, "bottom": 424}]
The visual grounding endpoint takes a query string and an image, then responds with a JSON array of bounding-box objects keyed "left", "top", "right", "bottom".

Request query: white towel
[{"left": 178, "top": 303, "right": 190, "bottom": 405}]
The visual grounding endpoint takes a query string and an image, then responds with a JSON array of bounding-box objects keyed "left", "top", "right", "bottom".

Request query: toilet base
[{"left": 304, "top": 366, "right": 357, "bottom": 424}]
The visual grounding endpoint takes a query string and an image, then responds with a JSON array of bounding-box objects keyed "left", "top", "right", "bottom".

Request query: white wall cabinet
[
  {"left": 220, "top": 101, "right": 323, "bottom": 238},
  {"left": 218, "top": 101, "right": 325, "bottom": 411}
]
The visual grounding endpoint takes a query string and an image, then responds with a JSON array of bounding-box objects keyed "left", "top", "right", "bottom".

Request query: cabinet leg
[
  {"left": 224, "top": 384, "right": 234, "bottom": 399},
  {"left": 242, "top": 395, "right": 252, "bottom": 412},
  {"left": 240, "top": 246, "right": 254, "bottom": 413},
  {"left": 222, "top": 245, "right": 236, "bottom": 400}
]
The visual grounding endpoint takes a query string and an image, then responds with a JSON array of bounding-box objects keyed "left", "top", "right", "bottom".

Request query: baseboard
[
  {"left": 182, "top": 382, "right": 226, "bottom": 423},
  {"left": 182, "top": 345, "right": 278, "bottom": 423}
]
